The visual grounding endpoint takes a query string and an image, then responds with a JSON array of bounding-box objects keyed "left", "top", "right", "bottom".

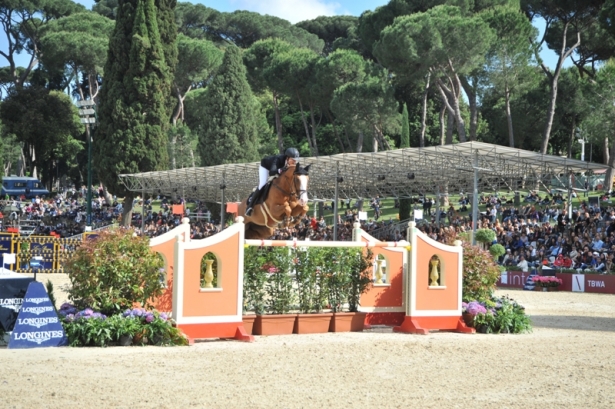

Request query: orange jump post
[
  {"left": 394, "top": 222, "right": 474, "bottom": 335},
  {"left": 172, "top": 218, "right": 253, "bottom": 343},
  {"left": 149, "top": 218, "right": 192, "bottom": 313}
]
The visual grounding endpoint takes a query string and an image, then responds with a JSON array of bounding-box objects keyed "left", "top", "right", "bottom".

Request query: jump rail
[{"left": 244, "top": 239, "right": 411, "bottom": 248}]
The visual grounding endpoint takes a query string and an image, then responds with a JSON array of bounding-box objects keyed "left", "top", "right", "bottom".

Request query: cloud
[{"left": 230, "top": 0, "right": 341, "bottom": 24}]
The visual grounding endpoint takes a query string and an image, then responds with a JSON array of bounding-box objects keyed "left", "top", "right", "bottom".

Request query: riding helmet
[{"left": 285, "top": 147, "right": 300, "bottom": 159}]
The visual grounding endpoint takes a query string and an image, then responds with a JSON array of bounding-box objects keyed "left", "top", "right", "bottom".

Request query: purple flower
[
  {"left": 123, "top": 309, "right": 131, "bottom": 317},
  {"left": 133, "top": 309, "right": 143, "bottom": 317},
  {"left": 145, "top": 314, "right": 154, "bottom": 323},
  {"left": 160, "top": 313, "right": 168, "bottom": 321},
  {"left": 84, "top": 308, "right": 94, "bottom": 317}
]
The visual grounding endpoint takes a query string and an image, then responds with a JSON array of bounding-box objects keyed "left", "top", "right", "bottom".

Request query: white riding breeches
[{"left": 258, "top": 166, "right": 269, "bottom": 190}]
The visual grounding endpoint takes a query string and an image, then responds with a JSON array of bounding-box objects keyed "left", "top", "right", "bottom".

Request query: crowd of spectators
[
  {"left": 13, "top": 185, "right": 614, "bottom": 275},
  {"left": 0, "top": 186, "right": 116, "bottom": 237}
]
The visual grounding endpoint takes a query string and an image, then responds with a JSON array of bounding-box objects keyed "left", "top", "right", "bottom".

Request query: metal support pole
[
  {"left": 220, "top": 176, "right": 226, "bottom": 230},
  {"left": 86, "top": 124, "right": 92, "bottom": 231},
  {"left": 333, "top": 163, "right": 340, "bottom": 241},
  {"left": 141, "top": 187, "right": 145, "bottom": 235},
  {"left": 472, "top": 151, "right": 479, "bottom": 245}
]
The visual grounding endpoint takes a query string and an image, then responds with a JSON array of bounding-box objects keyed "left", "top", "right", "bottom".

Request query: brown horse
[{"left": 238, "top": 164, "right": 311, "bottom": 239}]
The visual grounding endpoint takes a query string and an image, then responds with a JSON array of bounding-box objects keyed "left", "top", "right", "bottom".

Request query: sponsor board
[
  {"left": 8, "top": 281, "right": 66, "bottom": 349},
  {"left": 0, "top": 276, "right": 32, "bottom": 331}
]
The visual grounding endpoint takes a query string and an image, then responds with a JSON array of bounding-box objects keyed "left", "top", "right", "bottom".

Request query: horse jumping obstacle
[{"left": 149, "top": 217, "right": 474, "bottom": 342}]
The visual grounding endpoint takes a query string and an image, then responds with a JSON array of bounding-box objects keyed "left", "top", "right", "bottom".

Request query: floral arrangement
[
  {"left": 58, "top": 303, "right": 187, "bottom": 347},
  {"left": 462, "top": 296, "right": 532, "bottom": 334},
  {"left": 531, "top": 276, "right": 563, "bottom": 288}
]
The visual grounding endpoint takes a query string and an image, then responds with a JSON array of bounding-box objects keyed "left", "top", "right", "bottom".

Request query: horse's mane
[{"left": 294, "top": 163, "right": 310, "bottom": 176}]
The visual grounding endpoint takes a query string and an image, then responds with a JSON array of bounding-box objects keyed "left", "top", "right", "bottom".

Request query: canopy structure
[{"left": 119, "top": 142, "right": 608, "bottom": 204}]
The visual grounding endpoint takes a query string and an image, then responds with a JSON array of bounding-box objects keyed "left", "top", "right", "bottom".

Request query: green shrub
[
  {"left": 489, "top": 243, "right": 506, "bottom": 259},
  {"left": 64, "top": 228, "right": 165, "bottom": 316},
  {"left": 475, "top": 228, "right": 496, "bottom": 244},
  {"left": 243, "top": 247, "right": 268, "bottom": 314},
  {"left": 462, "top": 242, "right": 500, "bottom": 302}
]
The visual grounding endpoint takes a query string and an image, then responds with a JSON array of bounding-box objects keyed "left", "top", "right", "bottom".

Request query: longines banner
[
  {"left": 8, "top": 281, "right": 67, "bottom": 349},
  {"left": 0, "top": 276, "right": 33, "bottom": 331}
]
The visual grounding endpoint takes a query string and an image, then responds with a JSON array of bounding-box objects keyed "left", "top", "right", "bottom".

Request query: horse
[{"left": 238, "top": 163, "right": 311, "bottom": 239}]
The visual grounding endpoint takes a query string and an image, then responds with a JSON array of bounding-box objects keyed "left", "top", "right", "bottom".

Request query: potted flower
[
  {"left": 461, "top": 301, "right": 488, "bottom": 328},
  {"left": 531, "top": 275, "right": 563, "bottom": 291},
  {"left": 330, "top": 248, "right": 373, "bottom": 332},
  {"left": 294, "top": 247, "right": 332, "bottom": 334},
  {"left": 253, "top": 247, "right": 297, "bottom": 335}
]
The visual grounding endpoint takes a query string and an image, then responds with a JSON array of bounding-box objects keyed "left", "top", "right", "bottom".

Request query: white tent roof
[{"left": 119, "top": 142, "right": 608, "bottom": 204}]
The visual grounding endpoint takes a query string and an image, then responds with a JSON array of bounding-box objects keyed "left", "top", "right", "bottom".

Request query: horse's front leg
[{"left": 272, "top": 202, "right": 292, "bottom": 219}]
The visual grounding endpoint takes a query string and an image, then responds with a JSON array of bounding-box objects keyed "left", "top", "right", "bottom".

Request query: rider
[{"left": 245, "top": 147, "right": 300, "bottom": 216}]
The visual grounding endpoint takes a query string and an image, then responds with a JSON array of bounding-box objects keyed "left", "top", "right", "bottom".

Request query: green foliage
[
  {"left": 196, "top": 46, "right": 261, "bottom": 166},
  {"left": 400, "top": 103, "right": 410, "bottom": 148},
  {"left": 264, "top": 248, "right": 295, "bottom": 315},
  {"left": 475, "top": 296, "right": 532, "bottom": 334},
  {"left": 45, "top": 280, "right": 57, "bottom": 311},
  {"left": 294, "top": 247, "right": 328, "bottom": 313},
  {"left": 95, "top": 0, "right": 175, "bottom": 199},
  {"left": 64, "top": 229, "right": 165, "bottom": 315},
  {"left": 243, "top": 247, "right": 268, "bottom": 314},
  {"left": 347, "top": 249, "right": 374, "bottom": 312},
  {"left": 462, "top": 242, "right": 500, "bottom": 302},
  {"left": 489, "top": 243, "right": 506, "bottom": 258},
  {"left": 475, "top": 228, "right": 496, "bottom": 244},
  {"left": 61, "top": 308, "right": 188, "bottom": 347}
]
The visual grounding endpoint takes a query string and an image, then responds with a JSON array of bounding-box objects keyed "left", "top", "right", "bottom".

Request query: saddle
[{"left": 250, "top": 178, "right": 275, "bottom": 206}]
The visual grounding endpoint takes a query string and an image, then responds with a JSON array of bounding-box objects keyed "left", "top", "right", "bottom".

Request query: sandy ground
[{"left": 2, "top": 275, "right": 615, "bottom": 409}]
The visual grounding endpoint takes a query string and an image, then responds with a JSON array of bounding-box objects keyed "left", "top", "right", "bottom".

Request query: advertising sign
[
  {"left": 8, "top": 281, "right": 67, "bottom": 349},
  {"left": 0, "top": 276, "right": 33, "bottom": 331}
]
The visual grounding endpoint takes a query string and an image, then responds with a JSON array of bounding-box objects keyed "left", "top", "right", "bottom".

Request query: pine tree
[
  {"left": 197, "top": 46, "right": 260, "bottom": 166},
  {"left": 95, "top": 0, "right": 176, "bottom": 225},
  {"left": 399, "top": 103, "right": 411, "bottom": 221},
  {"left": 400, "top": 103, "right": 410, "bottom": 148}
]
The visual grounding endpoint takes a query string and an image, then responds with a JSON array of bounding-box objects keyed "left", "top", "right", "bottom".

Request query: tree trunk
[
  {"left": 420, "top": 73, "right": 431, "bottom": 148},
  {"left": 604, "top": 142, "right": 615, "bottom": 194},
  {"left": 567, "top": 117, "right": 576, "bottom": 158},
  {"left": 273, "top": 92, "right": 284, "bottom": 154},
  {"left": 460, "top": 76, "right": 478, "bottom": 141},
  {"left": 439, "top": 103, "right": 446, "bottom": 145},
  {"left": 308, "top": 102, "right": 319, "bottom": 156},
  {"left": 446, "top": 110, "right": 454, "bottom": 145},
  {"left": 325, "top": 110, "right": 345, "bottom": 152},
  {"left": 505, "top": 85, "right": 515, "bottom": 147},
  {"left": 437, "top": 79, "right": 466, "bottom": 142},
  {"left": 372, "top": 126, "right": 379, "bottom": 152},
  {"left": 170, "top": 130, "right": 178, "bottom": 169},
  {"left": 356, "top": 130, "right": 364, "bottom": 153},
  {"left": 121, "top": 191, "right": 135, "bottom": 226},
  {"left": 604, "top": 138, "right": 610, "bottom": 165},
  {"left": 343, "top": 126, "right": 353, "bottom": 152},
  {"left": 539, "top": 24, "right": 580, "bottom": 154},
  {"left": 296, "top": 92, "right": 315, "bottom": 155}
]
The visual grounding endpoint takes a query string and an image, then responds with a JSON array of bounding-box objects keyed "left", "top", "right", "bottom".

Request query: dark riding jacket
[{"left": 261, "top": 154, "right": 288, "bottom": 176}]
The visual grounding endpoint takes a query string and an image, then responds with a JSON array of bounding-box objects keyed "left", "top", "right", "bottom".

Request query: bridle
[{"left": 273, "top": 166, "right": 307, "bottom": 199}]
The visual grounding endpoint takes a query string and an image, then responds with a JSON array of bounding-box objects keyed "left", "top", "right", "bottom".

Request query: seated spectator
[{"left": 517, "top": 255, "right": 529, "bottom": 272}]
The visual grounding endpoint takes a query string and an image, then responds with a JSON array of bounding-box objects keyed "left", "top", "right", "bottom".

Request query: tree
[
  {"left": 170, "top": 34, "right": 222, "bottom": 168},
  {"left": 399, "top": 103, "right": 411, "bottom": 220},
  {"left": 95, "top": 0, "right": 176, "bottom": 225},
  {"left": 374, "top": 5, "right": 494, "bottom": 142},
  {"left": 196, "top": 46, "right": 260, "bottom": 166},
  {"left": 0, "top": 87, "right": 84, "bottom": 186},
  {"left": 522, "top": 0, "right": 606, "bottom": 154},
  {"left": 296, "top": 15, "right": 359, "bottom": 55},
  {"left": 482, "top": 6, "right": 537, "bottom": 147},
  {"left": 0, "top": 0, "right": 84, "bottom": 89},
  {"left": 400, "top": 103, "right": 410, "bottom": 148}
]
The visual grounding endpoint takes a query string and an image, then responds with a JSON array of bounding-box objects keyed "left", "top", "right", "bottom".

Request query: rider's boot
[{"left": 245, "top": 190, "right": 256, "bottom": 216}]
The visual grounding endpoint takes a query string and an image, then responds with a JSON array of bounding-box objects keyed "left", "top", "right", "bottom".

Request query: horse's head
[{"left": 290, "top": 163, "right": 310, "bottom": 206}]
